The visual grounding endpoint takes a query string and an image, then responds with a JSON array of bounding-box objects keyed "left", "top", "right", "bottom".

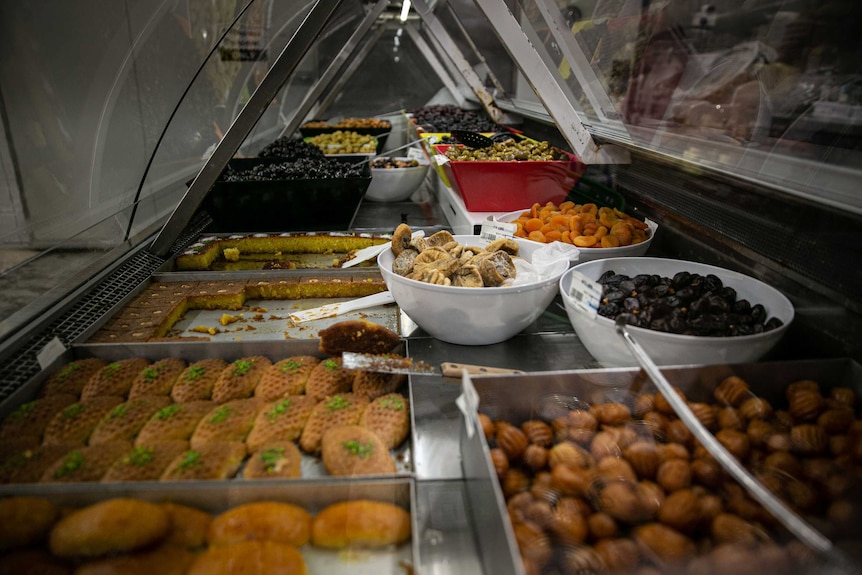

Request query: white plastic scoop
[{"left": 288, "top": 291, "right": 395, "bottom": 323}]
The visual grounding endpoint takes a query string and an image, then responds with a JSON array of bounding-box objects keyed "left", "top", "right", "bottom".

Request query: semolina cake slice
[
  {"left": 135, "top": 401, "right": 214, "bottom": 445},
  {"left": 42, "top": 396, "right": 124, "bottom": 446},
  {"left": 359, "top": 393, "right": 411, "bottom": 450},
  {"left": 351, "top": 274, "right": 388, "bottom": 296},
  {"left": 88, "top": 396, "right": 173, "bottom": 445},
  {"left": 304, "top": 357, "right": 355, "bottom": 402},
  {"left": 255, "top": 356, "right": 320, "bottom": 400},
  {"left": 320, "top": 425, "right": 396, "bottom": 476},
  {"left": 175, "top": 236, "right": 222, "bottom": 271},
  {"left": 87, "top": 325, "right": 154, "bottom": 344},
  {"left": 128, "top": 358, "right": 187, "bottom": 398},
  {"left": 160, "top": 441, "right": 247, "bottom": 481},
  {"left": 39, "top": 358, "right": 108, "bottom": 398},
  {"left": 252, "top": 277, "right": 301, "bottom": 300},
  {"left": 0, "top": 443, "right": 78, "bottom": 484},
  {"left": 81, "top": 358, "right": 151, "bottom": 400},
  {"left": 101, "top": 440, "right": 190, "bottom": 482},
  {"left": 186, "top": 281, "right": 246, "bottom": 310},
  {"left": 299, "top": 393, "right": 369, "bottom": 454},
  {"left": 171, "top": 359, "right": 227, "bottom": 402},
  {"left": 190, "top": 399, "right": 262, "bottom": 450},
  {"left": 0, "top": 394, "right": 77, "bottom": 443},
  {"left": 243, "top": 442, "right": 302, "bottom": 479},
  {"left": 353, "top": 369, "right": 407, "bottom": 400},
  {"left": 39, "top": 440, "right": 132, "bottom": 483},
  {"left": 245, "top": 395, "right": 318, "bottom": 452},
  {"left": 211, "top": 356, "right": 272, "bottom": 403}
]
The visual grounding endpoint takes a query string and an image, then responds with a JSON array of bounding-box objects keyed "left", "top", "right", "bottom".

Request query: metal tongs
[{"left": 614, "top": 316, "right": 851, "bottom": 567}]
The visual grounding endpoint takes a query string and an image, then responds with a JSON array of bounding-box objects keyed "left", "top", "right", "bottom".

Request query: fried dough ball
[{"left": 0, "top": 496, "right": 59, "bottom": 551}]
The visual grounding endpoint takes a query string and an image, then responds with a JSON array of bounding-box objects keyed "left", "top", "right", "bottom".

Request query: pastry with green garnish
[
  {"left": 246, "top": 395, "right": 317, "bottom": 452},
  {"left": 211, "top": 356, "right": 272, "bottom": 403},
  {"left": 320, "top": 425, "right": 395, "bottom": 476},
  {"left": 128, "top": 358, "right": 187, "bottom": 399},
  {"left": 81, "top": 357, "right": 151, "bottom": 400},
  {"left": 170, "top": 359, "right": 228, "bottom": 402},
  {"left": 244, "top": 442, "right": 302, "bottom": 478},
  {"left": 255, "top": 356, "right": 320, "bottom": 400}
]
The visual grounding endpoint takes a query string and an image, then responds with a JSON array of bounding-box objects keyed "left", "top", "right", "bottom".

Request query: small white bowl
[
  {"left": 378, "top": 235, "right": 570, "bottom": 345},
  {"left": 560, "top": 257, "right": 794, "bottom": 367},
  {"left": 365, "top": 157, "right": 430, "bottom": 202},
  {"left": 497, "top": 210, "right": 658, "bottom": 262}
]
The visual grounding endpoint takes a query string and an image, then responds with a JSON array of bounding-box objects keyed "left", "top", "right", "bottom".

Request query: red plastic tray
[{"left": 433, "top": 144, "right": 586, "bottom": 212}]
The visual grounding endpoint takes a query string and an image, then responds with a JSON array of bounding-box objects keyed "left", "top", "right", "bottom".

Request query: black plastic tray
[{"left": 204, "top": 156, "right": 371, "bottom": 232}]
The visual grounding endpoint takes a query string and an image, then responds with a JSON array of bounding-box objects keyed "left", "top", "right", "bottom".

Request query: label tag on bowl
[
  {"left": 407, "top": 147, "right": 425, "bottom": 161},
  {"left": 480, "top": 219, "right": 517, "bottom": 241},
  {"left": 567, "top": 270, "right": 601, "bottom": 319}
]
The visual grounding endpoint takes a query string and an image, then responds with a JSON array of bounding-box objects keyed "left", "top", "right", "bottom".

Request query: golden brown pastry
[
  {"left": 211, "top": 356, "right": 272, "bottom": 403},
  {"left": 41, "top": 397, "right": 123, "bottom": 446},
  {"left": 186, "top": 540, "right": 306, "bottom": 575},
  {"left": 39, "top": 358, "right": 108, "bottom": 398},
  {"left": 245, "top": 396, "right": 317, "bottom": 452},
  {"left": 170, "top": 359, "right": 227, "bottom": 402},
  {"left": 320, "top": 425, "right": 396, "bottom": 476},
  {"left": 0, "top": 443, "right": 78, "bottom": 484},
  {"left": 255, "top": 356, "right": 320, "bottom": 400},
  {"left": 128, "top": 358, "right": 187, "bottom": 399},
  {"left": 0, "top": 394, "right": 77, "bottom": 443},
  {"left": 0, "top": 549, "right": 71, "bottom": 575},
  {"left": 311, "top": 500, "right": 411, "bottom": 548},
  {"left": 299, "top": 394, "right": 369, "bottom": 454},
  {"left": 189, "top": 399, "right": 261, "bottom": 450},
  {"left": 101, "top": 441, "right": 189, "bottom": 482},
  {"left": 0, "top": 496, "right": 59, "bottom": 551},
  {"left": 40, "top": 441, "right": 131, "bottom": 483},
  {"left": 48, "top": 498, "right": 170, "bottom": 558},
  {"left": 160, "top": 503, "right": 213, "bottom": 549},
  {"left": 304, "top": 357, "right": 355, "bottom": 402},
  {"left": 159, "top": 442, "right": 246, "bottom": 481},
  {"left": 359, "top": 393, "right": 410, "bottom": 449},
  {"left": 81, "top": 358, "right": 151, "bottom": 400},
  {"left": 243, "top": 443, "right": 303, "bottom": 479},
  {"left": 88, "top": 396, "right": 172, "bottom": 445},
  {"left": 317, "top": 319, "right": 400, "bottom": 355},
  {"left": 72, "top": 543, "right": 194, "bottom": 575},
  {"left": 135, "top": 401, "right": 213, "bottom": 445},
  {"left": 352, "top": 369, "right": 406, "bottom": 400},
  {"left": 207, "top": 501, "right": 311, "bottom": 547}
]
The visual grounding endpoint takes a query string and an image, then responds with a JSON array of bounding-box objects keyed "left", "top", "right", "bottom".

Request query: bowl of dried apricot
[{"left": 498, "top": 201, "right": 657, "bottom": 262}]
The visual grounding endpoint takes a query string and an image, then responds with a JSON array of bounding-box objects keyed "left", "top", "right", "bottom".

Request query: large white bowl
[
  {"left": 365, "top": 157, "right": 430, "bottom": 202},
  {"left": 378, "top": 235, "right": 570, "bottom": 345},
  {"left": 497, "top": 209, "right": 658, "bottom": 262},
  {"left": 560, "top": 257, "right": 794, "bottom": 367}
]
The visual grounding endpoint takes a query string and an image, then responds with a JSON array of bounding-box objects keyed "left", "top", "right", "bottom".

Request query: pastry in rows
[
  {"left": 254, "top": 356, "right": 320, "bottom": 400},
  {"left": 299, "top": 393, "right": 369, "bottom": 454},
  {"left": 187, "top": 540, "right": 305, "bottom": 575},
  {"left": 128, "top": 358, "right": 187, "bottom": 399},
  {"left": 352, "top": 369, "right": 406, "bottom": 400},
  {"left": 170, "top": 359, "right": 227, "bottom": 402},
  {"left": 320, "top": 425, "right": 395, "bottom": 476},
  {"left": 71, "top": 543, "right": 195, "bottom": 575},
  {"left": 359, "top": 393, "right": 411, "bottom": 450},
  {"left": 161, "top": 502, "right": 213, "bottom": 549},
  {"left": 81, "top": 358, "right": 151, "bottom": 400},
  {"left": 40, "top": 440, "right": 132, "bottom": 483},
  {"left": 160, "top": 441, "right": 247, "bottom": 481},
  {"left": 0, "top": 443, "right": 77, "bottom": 484},
  {"left": 42, "top": 396, "right": 123, "bottom": 446},
  {"left": 211, "top": 356, "right": 271, "bottom": 403},
  {"left": 0, "top": 393, "right": 77, "bottom": 443},
  {"left": 304, "top": 357, "right": 355, "bottom": 402},
  {"left": 243, "top": 442, "right": 303, "bottom": 479},
  {"left": 189, "top": 399, "right": 261, "bottom": 450},
  {"left": 101, "top": 441, "right": 190, "bottom": 482},
  {"left": 245, "top": 395, "right": 317, "bottom": 452},
  {"left": 135, "top": 401, "right": 214, "bottom": 445},
  {"left": 88, "top": 396, "right": 172, "bottom": 445},
  {"left": 39, "top": 358, "right": 108, "bottom": 398}
]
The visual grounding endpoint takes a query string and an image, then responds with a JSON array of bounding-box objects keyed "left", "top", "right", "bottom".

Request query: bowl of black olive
[
  {"left": 365, "top": 156, "right": 430, "bottom": 202},
  {"left": 560, "top": 257, "right": 794, "bottom": 367}
]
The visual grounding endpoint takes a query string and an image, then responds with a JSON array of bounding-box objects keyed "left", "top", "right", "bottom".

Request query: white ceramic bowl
[
  {"left": 497, "top": 210, "right": 658, "bottom": 262},
  {"left": 378, "top": 235, "right": 570, "bottom": 345},
  {"left": 365, "top": 157, "right": 430, "bottom": 202},
  {"left": 560, "top": 257, "right": 794, "bottom": 367}
]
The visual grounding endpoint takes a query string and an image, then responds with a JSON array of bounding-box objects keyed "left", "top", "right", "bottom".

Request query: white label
[
  {"left": 37, "top": 337, "right": 67, "bottom": 370},
  {"left": 480, "top": 219, "right": 517, "bottom": 241},
  {"left": 407, "top": 147, "right": 424, "bottom": 161},
  {"left": 567, "top": 270, "right": 602, "bottom": 319},
  {"left": 455, "top": 371, "right": 480, "bottom": 438}
]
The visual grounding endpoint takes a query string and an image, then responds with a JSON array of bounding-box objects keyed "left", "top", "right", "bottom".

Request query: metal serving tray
[
  {"left": 0, "top": 477, "right": 417, "bottom": 575},
  {"left": 460, "top": 359, "right": 862, "bottom": 575}
]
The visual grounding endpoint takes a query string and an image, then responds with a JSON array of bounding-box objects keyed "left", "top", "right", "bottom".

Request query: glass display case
[{"left": 0, "top": 1, "right": 860, "bottom": 574}]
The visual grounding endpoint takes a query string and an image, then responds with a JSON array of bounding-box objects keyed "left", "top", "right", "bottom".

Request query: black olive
[
  {"left": 649, "top": 301, "right": 674, "bottom": 319},
  {"left": 598, "top": 303, "right": 620, "bottom": 317},
  {"left": 708, "top": 295, "right": 731, "bottom": 314},
  {"left": 719, "top": 286, "right": 737, "bottom": 304},
  {"left": 637, "top": 293, "right": 651, "bottom": 308},
  {"left": 753, "top": 323, "right": 765, "bottom": 334},
  {"left": 765, "top": 317, "right": 784, "bottom": 331},
  {"left": 649, "top": 274, "right": 663, "bottom": 287},
  {"left": 623, "top": 297, "right": 641, "bottom": 314},
  {"left": 651, "top": 284, "right": 672, "bottom": 298},
  {"left": 733, "top": 299, "right": 751, "bottom": 314},
  {"left": 599, "top": 270, "right": 617, "bottom": 283},
  {"left": 675, "top": 287, "right": 697, "bottom": 303},
  {"left": 689, "top": 297, "right": 710, "bottom": 317},
  {"left": 672, "top": 271, "right": 691, "bottom": 289},
  {"left": 618, "top": 313, "right": 639, "bottom": 326},
  {"left": 737, "top": 324, "right": 754, "bottom": 336},
  {"left": 650, "top": 318, "right": 670, "bottom": 332},
  {"left": 668, "top": 315, "right": 687, "bottom": 334},
  {"left": 704, "top": 274, "right": 723, "bottom": 291},
  {"left": 603, "top": 290, "right": 626, "bottom": 304},
  {"left": 663, "top": 295, "right": 681, "bottom": 309},
  {"left": 634, "top": 274, "right": 651, "bottom": 288},
  {"left": 620, "top": 279, "right": 637, "bottom": 295},
  {"left": 750, "top": 304, "right": 766, "bottom": 323}
]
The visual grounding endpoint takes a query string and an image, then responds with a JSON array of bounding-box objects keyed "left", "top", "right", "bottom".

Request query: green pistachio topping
[
  {"left": 280, "top": 359, "right": 302, "bottom": 373},
  {"left": 380, "top": 396, "right": 405, "bottom": 411},
  {"left": 9, "top": 401, "right": 37, "bottom": 421},
  {"left": 260, "top": 447, "right": 286, "bottom": 473},
  {"left": 233, "top": 359, "right": 253, "bottom": 376},
  {"left": 57, "top": 363, "right": 81, "bottom": 380},
  {"left": 326, "top": 395, "right": 349, "bottom": 410},
  {"left": 184, "top": 365, "right": 205, "bottom": 381},
  {"left": 209, "top": 405, "right": 231, "bottom": 424},
  {"left": 266, "top": 398, "right": 291, "bottom": 421},
  {"left": 155, "top": 404, "right": 181, "bottom": 420},
  {"left": 62, "top": 403, "right": 85, "bottom": 419},
  {"left": 343, "top": 440, "right": 373, "bottom": 458},
  {"left": 104, "top": 362, "right": 122, "bottom": 378},
  {"left": 124, "top": 446, "right": 155, "bottom": 466},
  {"left": 107, "top": 403, "right": 129, "bottom": 420},
  {"left": 54, "top": 451, "right": 85, "bottom": 478},
  {"left": 323, "top": 359, "right": 339, "bottom": 371},
  {"left": 179, "top": 450, "right": 202, "bottom": 469},
  {"left": 142, "top": 366, "right": 161, "bottom": 382}
]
